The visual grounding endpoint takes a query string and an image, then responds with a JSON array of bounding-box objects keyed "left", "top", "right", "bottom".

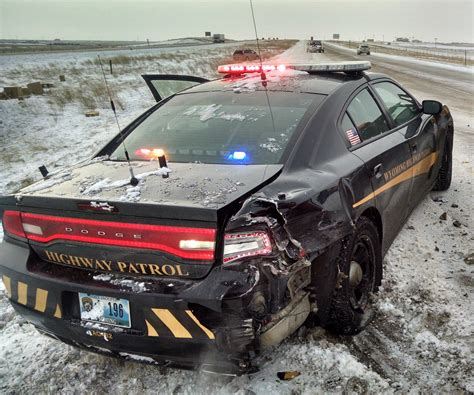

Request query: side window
[
  {"left": 342, "top": 113, "right": 355, "bottom": 131},
  {"left": 341, "top": 113, "right": 361, "bottom": 146},
  {"left": 373, "top": 82, "right": 419, "bottom": 126},
  {"left": 347, "top": 89, "right": 390, "bottom": 141}
]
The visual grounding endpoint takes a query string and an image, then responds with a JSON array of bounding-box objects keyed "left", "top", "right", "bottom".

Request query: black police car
[{"left": 0, "top": 61, "right": 453, "bottom": 374}]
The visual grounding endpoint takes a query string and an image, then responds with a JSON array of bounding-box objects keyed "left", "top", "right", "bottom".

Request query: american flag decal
[{"left": 346, "top": 128, "right": 361, "bottom": 146}]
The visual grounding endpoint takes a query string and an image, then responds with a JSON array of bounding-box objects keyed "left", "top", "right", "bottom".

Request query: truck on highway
[{"left": 213, "top": 34, "right": 225, "bottom": 43}]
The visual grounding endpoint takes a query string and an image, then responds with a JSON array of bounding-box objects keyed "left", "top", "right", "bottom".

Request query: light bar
[
  {"left": 291, "top": 61, "right": 371, "bottom": 72},
  {"left": 217, "top": 61, "right": 371, "bottom": 75},
  {"left": 218, "top": 64, "right": 286, "bottom": 75}
]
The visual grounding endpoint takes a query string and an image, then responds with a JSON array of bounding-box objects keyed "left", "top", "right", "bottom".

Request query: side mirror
[{"left": 422, "top": 100, "right": 442, "bottom": 115}]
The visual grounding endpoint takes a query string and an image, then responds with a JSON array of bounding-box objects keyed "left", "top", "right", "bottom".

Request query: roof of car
[{"left": 182, "top": 71, "right": 370, "bottom": 96}]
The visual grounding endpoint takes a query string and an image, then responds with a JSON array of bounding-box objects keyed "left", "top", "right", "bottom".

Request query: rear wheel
[
  {"left": 325, "top": 217, "right": 382, "bottom": 335},
  {"left": 433, "top": 134, "right": 452, "bottom": 191}
]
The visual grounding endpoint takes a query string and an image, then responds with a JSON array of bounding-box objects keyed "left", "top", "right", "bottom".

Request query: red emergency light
[
  {"left": 217, "top": 61, "right": 371, "bottom": 75},
  {"left": 217, "top": 63, "right": 287, "bottom": 75}
]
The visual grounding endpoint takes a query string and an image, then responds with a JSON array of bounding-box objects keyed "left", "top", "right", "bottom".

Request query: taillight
[
  {"left": 223, "top": 231, "right": 272, "bottom": 263},
  {"left": 2, "top": 210, "right": 26, "bottom": 239},
  {"left": 3, "top": 212, "right": 216, "bottom": 261}
]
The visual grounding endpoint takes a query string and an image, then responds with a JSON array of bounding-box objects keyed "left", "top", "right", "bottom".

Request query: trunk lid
[{"left": 2, "top": 160, "right": 282, "bottom": 279}]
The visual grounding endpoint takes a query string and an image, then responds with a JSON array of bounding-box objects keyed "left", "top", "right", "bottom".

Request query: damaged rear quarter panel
[{"left": 223, "top": 88, "right": 377, "bottom": 327}]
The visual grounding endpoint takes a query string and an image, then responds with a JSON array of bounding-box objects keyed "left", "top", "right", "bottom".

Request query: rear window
[{"left": 111, "top": 91, "right": 323, "bottom": 165}]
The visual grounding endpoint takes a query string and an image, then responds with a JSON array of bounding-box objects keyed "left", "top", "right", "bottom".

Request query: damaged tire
[
  {"left": 433, "top": 134, "right": 452, "bottom": 191},
  {"left": 325, "top": 217, "right": 382, "bottom": 335}
]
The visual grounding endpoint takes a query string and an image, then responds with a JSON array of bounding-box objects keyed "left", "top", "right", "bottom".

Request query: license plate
[{"left": 78, "top": 293, "right": 131, "bottom": 328}]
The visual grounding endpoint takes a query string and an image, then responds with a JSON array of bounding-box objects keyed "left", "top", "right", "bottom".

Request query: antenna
[
  {"left": 249, "top": 0, "right": 277, "bottom": 138},
  {"left": 97, "top": 55, "right": 139, "bottom": 187},
  {"left": 250, "top": 0, "right": 264, "bottom": 73}
]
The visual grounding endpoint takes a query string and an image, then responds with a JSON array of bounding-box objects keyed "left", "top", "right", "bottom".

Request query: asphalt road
[{"left": 323, "top": 43, "right": 473, "bottom": 136}]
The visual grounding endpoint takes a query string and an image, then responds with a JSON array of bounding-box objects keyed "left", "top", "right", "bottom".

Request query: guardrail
[{"left": 328, "top": 41, "right": 474, "bottom": 66}]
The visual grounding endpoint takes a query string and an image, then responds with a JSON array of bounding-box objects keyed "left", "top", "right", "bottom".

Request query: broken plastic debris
[{"left": 277, "top": 371, "right": 301, "bottom": 380}]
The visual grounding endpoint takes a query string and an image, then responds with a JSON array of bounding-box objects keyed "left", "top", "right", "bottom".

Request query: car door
[
  {"left": 342, "top": 87, "right": 413, "bottom": 252},
  {"left": 142, "top": 74, "right": 209, "bottom": 102},
  {"left": 371, "top": 80, "right": 439, "bottom": 213}
]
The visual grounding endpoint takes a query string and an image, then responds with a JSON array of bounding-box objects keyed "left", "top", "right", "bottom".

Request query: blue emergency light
[{"left": 228, "top": 151, "right": 247, "bottom": 161}]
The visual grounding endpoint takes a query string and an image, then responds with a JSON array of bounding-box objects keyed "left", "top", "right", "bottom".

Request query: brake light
[
  {"left": 223, "top": 231, "right": 272, "bottom": 263},
  {"left": 2, "top": 210, "right": 26, "bottom": 239},
  {"left": 217, "top": 64, "right": 287, "bottom": 75},
  {"left": 13, "top": 212, "right": 216, "bottom": 261}
]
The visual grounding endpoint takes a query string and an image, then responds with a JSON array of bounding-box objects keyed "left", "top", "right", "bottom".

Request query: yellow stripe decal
[
  {"left": 185, "top": 310, "right": 215, "bottom": 339},
  {"left": 34, "top": 288, "right": 48, "bottom": 313},
  {"left": 54, "top": 304, "right": 62, "bottom": 319},
  {"left": 17, "top": 282, "right": 28, "bottom": 305},
  {"left": 152, "top": 308, "right": 192, "bottom": 338},
  {"left": 2, "top": 275, "right": 12, "bottom": 298},
  {"left": 353, "top": 152, "right": 437, "bottom": 208},
  {"left": 145, "top": 320, "right": 159, "bottom": 337}
]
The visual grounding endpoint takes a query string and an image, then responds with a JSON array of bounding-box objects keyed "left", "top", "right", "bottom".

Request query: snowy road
[{"left": 0, "top": 41, "right": 472, "bottom": 394}]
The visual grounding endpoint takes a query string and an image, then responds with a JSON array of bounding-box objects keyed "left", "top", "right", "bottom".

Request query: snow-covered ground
[{"left": 0, "top": 41, "right": 473, "bottom": 394}]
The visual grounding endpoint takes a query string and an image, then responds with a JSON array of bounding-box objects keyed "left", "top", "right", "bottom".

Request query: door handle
[
  {"left": 373, "top": 163, "right": 383, "bottom": 178},
  {"left": 411, "top": 143, "right": 417, "bottom": 153}
]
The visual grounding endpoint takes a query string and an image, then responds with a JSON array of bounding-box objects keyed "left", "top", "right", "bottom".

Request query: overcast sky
[{"left": 0, "top": 0, "right": 472, "bottom": 43}]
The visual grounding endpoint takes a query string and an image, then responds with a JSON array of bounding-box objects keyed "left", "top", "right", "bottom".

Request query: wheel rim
[{"left": 348, "top": 235, "right": 376, "bottom": 310}]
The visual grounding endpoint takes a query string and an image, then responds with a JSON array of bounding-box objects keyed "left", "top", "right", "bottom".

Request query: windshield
[{"left": 111, "top": 90, "right": 323, "bottom": 165}]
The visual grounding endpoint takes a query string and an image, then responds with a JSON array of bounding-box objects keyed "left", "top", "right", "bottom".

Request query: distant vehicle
[
  {"left": 0, "top": 61, "right": 453, "bottom": 375},
  {"left": 307, "top": 40, "right": 324, "bottom": 53},
  {"left": 212, "top": 33, "right": 225, "bottom": 43},
  {"left": 357, "top": 43, "right": 371, "bottom": 55},
  {"left": 233, "top": 49, "right": 259, "bottom": 61}
]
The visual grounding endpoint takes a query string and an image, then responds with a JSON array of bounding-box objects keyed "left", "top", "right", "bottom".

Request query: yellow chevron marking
[
  {"left": 54, "top": 304, "right": 62, "bottom": 319},
  {"left": 145, "top": 319, "right": 159, "bottom": 337},
  {"left": 34, "top": 288, "right": 48, "bottom": 313},
  {"left": 2, "top": 275, "right": 12, "bottom": 298},
  {"left": 152, "top": 308, "right": 192, "bottom": 338},
  {"left": 353, "top": 152, "right": 437, "bottom": 208},
  {"left": 17, "top": 282, "right": 28, "bottom": 305},
  {"left": 185, "top": 310, "right": 215, "bottom": 339}
]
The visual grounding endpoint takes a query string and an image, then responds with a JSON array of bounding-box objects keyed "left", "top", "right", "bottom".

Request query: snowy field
[{"left": 0, "top": 41, "right": 473, "bottom": 394}]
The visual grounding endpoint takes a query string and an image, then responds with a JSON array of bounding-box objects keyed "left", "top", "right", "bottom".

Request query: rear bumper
[
  {"left": 11, "top": 301, "right": 243, "bottom": 373},
  {"left": 0, "top": 240, "right": 259, "bottom": 373}
]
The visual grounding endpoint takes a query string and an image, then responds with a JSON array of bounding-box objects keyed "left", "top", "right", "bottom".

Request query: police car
[{"left": 0, "top": 61, "right": 453, "bottom": 374}]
